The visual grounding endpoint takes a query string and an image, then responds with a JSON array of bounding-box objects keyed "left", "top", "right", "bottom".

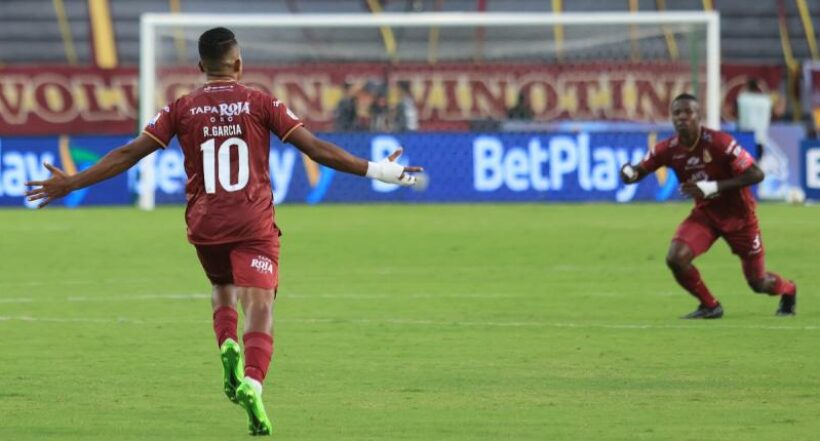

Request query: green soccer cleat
[
  {"left": 236, "top": 379, "right": 272, "bottom": 436},
  {"left": 220, "top": 339, "right": 243, "bottom": 404}
]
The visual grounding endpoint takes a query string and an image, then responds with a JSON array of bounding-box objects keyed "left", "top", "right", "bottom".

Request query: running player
[
  {"left": 620, "top": 93, "right": 796, "bottom": 319},
  {"left": 25, "top": 27, "right": 422, "bottom": 435}
]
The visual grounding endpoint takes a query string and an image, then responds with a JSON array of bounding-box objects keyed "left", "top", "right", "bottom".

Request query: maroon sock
[
  {"left": 673, "top": 266, "right": 719, "bottom": 308},
  {"left": 212, "top": 306, "right": 238, "bottom": 348},
  {"left": 243, "top": 332, "right": 273, "bottom": 382},
  {"left": 768, "top": 272, "right": 796, "bottom": 296}
]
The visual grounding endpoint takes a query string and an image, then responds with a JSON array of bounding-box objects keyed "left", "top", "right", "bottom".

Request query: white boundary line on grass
[
  {"left": 2, "top": 293, "right": 815, "bottom": 331},
  {"left": 1, "top": 315, "right": 819, "bottom": 331},
  {"left": 67, "top": 293, "right": 210, "bottom": 302},
  {"left": 0, "top": 295, "right": 209, "bottom": 304},
  {"left": 0, "top": 315, "right": 209, "bottom": 325},
  {"left": 0, "top": 291, "right": 652, "bottom": 303},
  {"left": 0, "top": 278, "right": 163, "bottom": 287}
]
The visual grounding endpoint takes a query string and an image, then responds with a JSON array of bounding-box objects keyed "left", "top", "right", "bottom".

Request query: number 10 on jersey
[{"left": 200, "top": 137, "right": 250, "bottom": 193}]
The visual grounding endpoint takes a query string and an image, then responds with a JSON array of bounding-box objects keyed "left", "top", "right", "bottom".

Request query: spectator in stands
[
  {"left": 333, "top": 81, "right": 359, "bottom": 132},
  {"left": 393, "top": 81, "right": 419, "bottom": 132},
  {"left": 369, "top": 87, "right": 392, "bottom": 132},
  {"left": 507, "top": 90, "right": 534, "bottom": 121},
  {"left": 736, "top": 78, "right": 772, "bottom": 159}
]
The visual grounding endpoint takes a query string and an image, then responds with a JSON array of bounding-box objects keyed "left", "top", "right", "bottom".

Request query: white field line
[
  {"left": 284, "top": 293, "right": 576, "bottom": 299},
  {"left": 1, "top": 293, "right": 815, "bottom": 331},
  {"left": 0, "top": 263, "right": 738, "bottom": 288},
  {"left": 350, "top": 319, "right": 820, "bottom": 331},
  {"left": 0, "top": 291, "right": 630, "bottom": 304},
  {"left": 1, "top": 315, "right": 819, "bottom": 331},
  {"left": 0, "top": 294, "right": 208, "bottom": 304},
  {"left": 0, "top": 278, "right": 162, "bottom": 288},
  {"left": 0, "top": 316, "right": 208, "bottom": 325},
  {"left": 67, "top": 293, "right": 210, "bottom": 302}
]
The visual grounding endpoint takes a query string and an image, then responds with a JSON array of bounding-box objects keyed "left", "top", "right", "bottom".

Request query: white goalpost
[{"left": 138, "top": 11, "right": 721, "bottom": 210}]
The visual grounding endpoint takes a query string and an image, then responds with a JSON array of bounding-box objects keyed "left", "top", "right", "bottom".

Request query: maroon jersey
[
  {"left": 640, "top": 127, "right": 757, "bottom": 231},
  {"left": 143, "top": 80, "right": 303, "bottom": 244}
]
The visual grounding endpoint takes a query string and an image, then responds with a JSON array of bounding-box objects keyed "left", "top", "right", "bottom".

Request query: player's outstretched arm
[
  {"left": 24, "top": 133, "right": 163, "bottom": 208},
  {"left": 286, "top": 126, "right": 422, "bottom": 186},
  {"left": 620, "top": 163, "right": 649, "bottom": 184},
  {"left": 680, "top": 164, "right": 764, "bottom": 199}
]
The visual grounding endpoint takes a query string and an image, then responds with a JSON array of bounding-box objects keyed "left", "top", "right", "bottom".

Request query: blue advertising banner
[
  {"left": 0, "top": 135, "right": 134, "bottom": 207},
  {"left": 757, "top": 123, "right": 807, "bottom": 200},
  {"left": 800, "top": 140, "right": 820, "bottom": 200},
  {"left": 0, "top": 131, "right": 757, "bottom": 207},
  {"left": 153, "top": 131, "right": 755, "bottom": 204}
]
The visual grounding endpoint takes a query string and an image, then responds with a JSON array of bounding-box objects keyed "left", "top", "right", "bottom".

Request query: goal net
[{"left": 138, "top": 11, "right": 720, "bottom": 208}]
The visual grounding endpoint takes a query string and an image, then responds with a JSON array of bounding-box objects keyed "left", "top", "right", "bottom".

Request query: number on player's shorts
[{"left": 200, "top": 137, "right": 249, "bottom": 193}]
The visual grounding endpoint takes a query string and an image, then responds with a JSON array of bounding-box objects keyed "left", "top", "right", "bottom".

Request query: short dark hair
[
  {"left": 198, "top": 27, "right": 237, "bottom": 65},
  {"left": 672, "top": 93, "right": 698, "bottom": 104},
  {"left": 746, "top": 78, "right": 763, "bottom": 93}
]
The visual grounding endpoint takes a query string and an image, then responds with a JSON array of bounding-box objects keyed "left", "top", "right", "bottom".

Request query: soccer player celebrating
[
  {"left": 25, "top": 27, "right": 421, "bottom": 435},
  {"left": 620, "top": 93, "right": 796, "bottom": 319}
]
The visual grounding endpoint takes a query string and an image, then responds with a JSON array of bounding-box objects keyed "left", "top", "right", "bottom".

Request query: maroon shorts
[
  {"left": 194, "top": 238, "right": 280, "bottom": 290},
  {"left": 672, "top": 210, "right": 766, "bottom": 280}
]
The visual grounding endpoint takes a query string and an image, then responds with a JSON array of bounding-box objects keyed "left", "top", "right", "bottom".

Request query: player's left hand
[
  {"left": 366, "top": 148, "right": 423, "bottom": 186},
  {"left": 620, "top": 164, "right": 638, "bottom": 184},
  {"left": 680, "top": 181, "right": 718, "bottom": 199},
  {"left": 680, "top": 182, "right": 704, "bottom": 199},
  {"left": 24, "top": 163, "right": 73, "bottom": 208}
]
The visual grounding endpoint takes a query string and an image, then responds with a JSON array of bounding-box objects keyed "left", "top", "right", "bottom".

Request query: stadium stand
[{"left": 0, "top": 0, "right": 816, "bottom": 64}]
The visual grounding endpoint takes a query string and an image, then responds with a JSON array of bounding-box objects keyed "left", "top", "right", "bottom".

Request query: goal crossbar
[{"left": 141, "top": 11, "right": 718, "bottom": 28}]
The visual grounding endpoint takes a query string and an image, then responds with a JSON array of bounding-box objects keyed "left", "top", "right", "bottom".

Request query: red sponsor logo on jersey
[{"left": 188, "top": 101, "right": 250, "bottom": 117}]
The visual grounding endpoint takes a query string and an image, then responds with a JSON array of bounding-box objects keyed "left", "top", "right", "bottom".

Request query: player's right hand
[
  {"left": 620, "top": 164, "right": 638, "bottom": 184},
  {"left": 366, "top": 148, "right": 423, "bottom": 186},
  {"left": 24, "top": 163, "right": 73, "bottom": 208}
]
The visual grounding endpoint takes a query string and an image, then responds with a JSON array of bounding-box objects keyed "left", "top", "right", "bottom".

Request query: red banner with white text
[
  {"left": 0, "top": 66, "right": 138, "bottom": 135},
  {"left": 0, "top": 63, "right": 786, "bottom": 135}
]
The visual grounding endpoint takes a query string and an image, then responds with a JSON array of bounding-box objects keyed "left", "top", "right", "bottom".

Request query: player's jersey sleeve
[
  {"left": 639, "top": 141, "right": 669, "bottom": 173},
  {"left": 715, "top": 133, "right": 755, "bottom": 175},
  {"left": 142, "top": 103, "right": 176, "bottom": 148},
  {"left": 265, "top": 97, "right": 304, "bottom": 142}
]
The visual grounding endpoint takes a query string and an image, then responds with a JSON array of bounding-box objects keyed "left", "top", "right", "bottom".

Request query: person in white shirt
[{"left": 736, "top": 78, "right": 772, "bottom": 159}]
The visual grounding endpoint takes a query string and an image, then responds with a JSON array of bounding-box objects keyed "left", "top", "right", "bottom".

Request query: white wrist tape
[
  {"left": 366, "top": 160, "right": 415, "bottom": 186},
  {"left": 622, "top": 164, "right": 637, "bottom": 180},
  {"left": 695, "top": 180, "right": 719, "bottom": 198}
]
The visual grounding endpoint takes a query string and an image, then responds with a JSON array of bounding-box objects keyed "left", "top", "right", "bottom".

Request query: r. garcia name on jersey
[
  {"left": 189, "top": 101, "right": 250, "bottom": 117},
  {"left": 203, "top": 124, "right": 243, "bottom": 137}
]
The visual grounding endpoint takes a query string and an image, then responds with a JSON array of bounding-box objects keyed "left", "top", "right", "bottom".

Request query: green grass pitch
[{"left": 1, "top": 203, "right": 818, "bottom": 440}]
